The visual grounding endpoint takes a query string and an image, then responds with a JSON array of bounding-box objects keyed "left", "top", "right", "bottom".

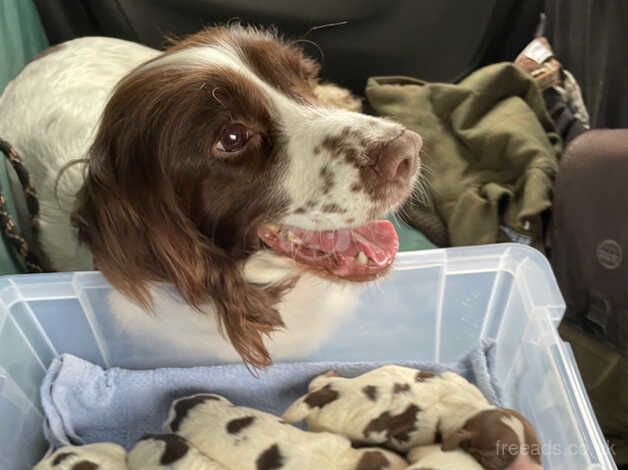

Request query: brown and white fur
[
  {"left": 128, "top": 434, "right": 228, "bottom": 469},
  {"left": 442, "top": 408, "right": 543, "bottom": 470},
  {"left": 283, "top": 366, "right": 543, "bottom": 469},
  {"left": 36, "top": 393, "right": 407, "bottom": 470},
  {"left": 0, "top": 27, "right": 422, "bottom": 367},
  {"left": 162, "top": 393, "right": 407, "bottom": 470}
]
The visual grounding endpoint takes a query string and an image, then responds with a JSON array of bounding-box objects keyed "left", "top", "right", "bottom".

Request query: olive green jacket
[{"left": 366, "top": 63, "right": 562, "bottom": 249}]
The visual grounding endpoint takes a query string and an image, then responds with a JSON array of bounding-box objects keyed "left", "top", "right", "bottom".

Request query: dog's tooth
[
  {"left": 266, "top": 223, "right": 281, "bottom": 232},
  {"left": 287, "top": 231, "right": 303, "bottom": 244},
  {"left": 356, "top": 251, "right": 368, "bottom": 265}
]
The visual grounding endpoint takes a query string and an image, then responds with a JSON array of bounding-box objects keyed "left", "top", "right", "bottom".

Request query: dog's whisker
[
  {"left": 291, "top": 38, "right": 325, "bottom": 63},
  {"left": 303, "top": 21, "right": 349, "bottom": 37}
]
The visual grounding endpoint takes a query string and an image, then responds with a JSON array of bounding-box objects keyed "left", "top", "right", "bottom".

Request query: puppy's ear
[
  {"left": 73, "top": 160, "right": 291, "bottom": 367},
  {"left": 442, "top": 429, "right": 474, "bottom": 451}
]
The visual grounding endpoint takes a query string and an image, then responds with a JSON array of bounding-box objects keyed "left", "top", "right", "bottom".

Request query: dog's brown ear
[
  {"left": 73, "top": 160, "right": 291, "bottom": 366},
  {"left": 72, "top": 158, "right": 289, "bottom": 367},
  {"left": 204, "top": 259, "right": 292, "bottom": 367},
  {"left": 442, "top": 429, "right": 474, "bottom": 451},
  {"left": 68, "top": 67, "right": 290, "bottom": 368}
]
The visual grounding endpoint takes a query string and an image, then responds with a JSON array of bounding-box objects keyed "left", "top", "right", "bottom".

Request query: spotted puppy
[
  {"left": 34, "top": 443, "right": 127, "bottom": 470},
  {"left": 406, "top": 445, "right": 483, "bottom": 470},
  {"left": 128, "top": 434, "right": 227, "bottom": 469},
  {"left": 282, "top": 366, "right": 489, "bottom": 451},
  {"left": 163, "top": 393, "right": 407, "bottom": 470},
  {"left": 282, "top": 366, "right": 542, "bottom": 469}
]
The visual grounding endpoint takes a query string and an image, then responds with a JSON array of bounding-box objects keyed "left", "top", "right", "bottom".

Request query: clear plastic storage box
[{"left": 0, "top": 244, "right": 617, "bottom": 469}]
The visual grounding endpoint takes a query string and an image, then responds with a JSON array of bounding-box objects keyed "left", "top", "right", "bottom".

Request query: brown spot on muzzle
[
  {"left": 320, "top": 166, "right": 334, "bottom": 193},
  {"left": 319, "top": 127, "right": 361, "bottom": 163},
  {"left": 317, "top": 126, "right": 420, "bottom": 209},
  {"left": 321, "top": 203, "right": 346, "bottom": 213}
]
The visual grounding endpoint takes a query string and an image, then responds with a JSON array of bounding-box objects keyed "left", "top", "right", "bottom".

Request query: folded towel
[{"left": 41, "top": 340, "right": 500, "bottom": 451}]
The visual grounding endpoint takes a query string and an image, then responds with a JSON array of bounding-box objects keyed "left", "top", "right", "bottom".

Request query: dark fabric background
[
  {"left": 33, "top": 0, "right": 542, "bottom": 94},
  {"left": 546, "top": 0, "right": 628, "bottom": 128}
]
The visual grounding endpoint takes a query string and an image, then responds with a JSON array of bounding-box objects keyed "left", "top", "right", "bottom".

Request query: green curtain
[
  {"left": 0, "top": 0, "right": 47, "bottom": 274},
  {"left": 1, "top": 0, "right": 48, "bottom": 91}
]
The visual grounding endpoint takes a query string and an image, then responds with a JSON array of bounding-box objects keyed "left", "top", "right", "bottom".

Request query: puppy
[
  {"left": 283, "top": 366, "right": 543, "bottom": 469},
  {"left": 407, "top": 445, "right": 483, "bottom": 469},
  {"left": 163, "top": 393, "right": 407, "bottom": 469},
  {"left": 128, "top": 434, "right": 227, "bottom": 469},
  {"left": 34, "top": 443, "right": 126, "bottom": 470},
  {"left": 282, "top": 366, "right": 490, "bottom": 451}
]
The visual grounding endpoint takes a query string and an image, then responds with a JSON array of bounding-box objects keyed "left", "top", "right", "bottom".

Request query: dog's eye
[{"left": 213, "top": 123, "right": 253, "bottom": 156}]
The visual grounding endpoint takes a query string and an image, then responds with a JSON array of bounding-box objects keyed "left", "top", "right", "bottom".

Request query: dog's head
[
  {"left": 442, "top": 408, "right": 543, "bottom": 470},
  {"left": 72, "top": 26, "right": 422, "bottom": 367}
]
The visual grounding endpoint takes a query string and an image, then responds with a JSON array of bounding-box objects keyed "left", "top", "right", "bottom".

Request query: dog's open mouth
[{"left": 257, "top": 220, "right": 398, "bottom": 281}]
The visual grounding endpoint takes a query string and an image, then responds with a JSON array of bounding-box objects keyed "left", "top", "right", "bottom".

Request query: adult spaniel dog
[{"left": 0, "top": 26, "right": 422, "bottom": 366}]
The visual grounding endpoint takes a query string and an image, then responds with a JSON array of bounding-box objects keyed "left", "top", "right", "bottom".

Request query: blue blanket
[{"left": 41, "top": 341, "right": 500, "bottom": 451}]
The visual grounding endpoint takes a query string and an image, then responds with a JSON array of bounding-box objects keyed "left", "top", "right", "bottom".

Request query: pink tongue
[{"left": 283, "top": 220, "right": 398, "bottom": 266}]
